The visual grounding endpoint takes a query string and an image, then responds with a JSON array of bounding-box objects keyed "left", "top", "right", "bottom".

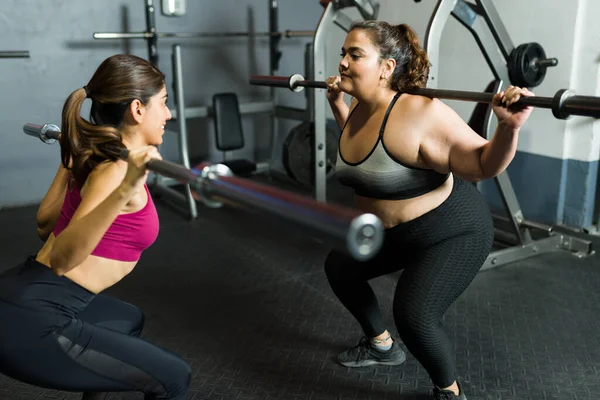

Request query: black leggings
[
  {"left": 325, "top": 177, "right": 495, "bottom": 388},
  {"left": 0, "top": 257, "right": 191, "bottom": 399}
]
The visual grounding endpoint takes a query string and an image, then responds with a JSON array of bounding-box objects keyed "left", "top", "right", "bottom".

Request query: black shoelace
[{"left": 353, "top": 336, "right": 373, "bottom": 361}]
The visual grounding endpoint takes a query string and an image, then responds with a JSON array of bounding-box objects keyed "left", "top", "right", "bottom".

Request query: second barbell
[{"left": 249, "top": 74, "right": 600, "bottom": 120}]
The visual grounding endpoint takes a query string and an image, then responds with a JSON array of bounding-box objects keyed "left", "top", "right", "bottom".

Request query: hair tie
[{"left": 83, "top": 85, "right": 91, "bottom": 98}]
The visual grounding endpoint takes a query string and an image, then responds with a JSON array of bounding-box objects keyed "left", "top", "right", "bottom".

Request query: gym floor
[{"left": 0, "top": 179, "right": 599, "bottom": 400}]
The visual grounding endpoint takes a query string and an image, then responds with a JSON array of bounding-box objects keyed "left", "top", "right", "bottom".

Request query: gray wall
[{"left": 0, "top": 0, "right": 322, "bottom": 208}]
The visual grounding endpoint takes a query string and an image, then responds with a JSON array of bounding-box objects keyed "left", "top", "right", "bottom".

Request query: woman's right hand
[
  {"left": 325, "top": 75, "right": 343, "bottom": 103},
  {"left": 121, "top": 146, "right": 162, "bottom": 195}
]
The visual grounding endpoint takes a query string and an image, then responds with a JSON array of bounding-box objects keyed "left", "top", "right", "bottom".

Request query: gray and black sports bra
[{"left": 335, "top": 92, "right": 449, "bottom": 200}]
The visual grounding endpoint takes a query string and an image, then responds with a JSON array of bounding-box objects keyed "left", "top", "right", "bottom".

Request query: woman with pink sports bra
[{"left": 0, "top": 54, "right": 191, "bottom": 400}]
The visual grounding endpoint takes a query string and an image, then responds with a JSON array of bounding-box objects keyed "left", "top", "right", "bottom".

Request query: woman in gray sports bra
[{"left": 323, "top": 20, "right": 534, "bottom": 400}]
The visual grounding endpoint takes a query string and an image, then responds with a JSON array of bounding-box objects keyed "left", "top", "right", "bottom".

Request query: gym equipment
[
  {"left": 508, "top": 42, "right": 558, "bottom": 88},
  {"left": 151, "top": 0, "right": 379, "bottom": 220},
  {"left": 423, "top": 0, "right": 558, "bottom": 91},
  {"left": 273, "top": 0, "right": 379, "bottom": 203},
  {"left": 161, "top": 0, "right": 186, "bottom": 16},
  {"left": 212, "top": 92, "right": 257, "bottom": 177},
  {"left": 420, "top": 0, "right": 594, "bottom": 270},
  {"left": 0, "top": 51, "right": 30, "bottom": 58},
  {"left": 331, "top": 0, "right": 379, "bottom": 24},
  {"left": 93, "top": 0, "right": 313, "bottom": 68},
  {"left": 282, "top": 122, "right": 338, "bottom": 188},
  {"left": 22, "top": 123, "right": 384, "bottom": 262},
  {"left": 249, "top": 74, "right": 600, "bottom": 119},
  {"left": 92, "top": 0, "right": 327, "bottom": 219},
  {"left": 148, "top": 43, "right": 275, "bottom": 220},
  {"left": 93, "top": 0, "right": 379, "bottom": 219},
  {"left": 94, "top": 30, "right": 314, "bottom": 39}
]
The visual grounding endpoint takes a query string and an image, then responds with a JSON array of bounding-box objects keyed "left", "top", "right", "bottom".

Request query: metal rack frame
[
  {"left": 423, "top": 0, "right": 594, "bottom": 270},
  {"left": 302, "top": 0, "right": 379, "bottom": 202},
  {"left": 93, "top": 0, "right": 378, "bottom": 216}
]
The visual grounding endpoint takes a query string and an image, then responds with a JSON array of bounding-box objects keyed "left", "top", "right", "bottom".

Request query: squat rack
[
  {"left": 93, "top": 0, "right": 314, "bottom": 218},
  {"left": 422, "top": 0, "right": 594, "bottom": 270},
  {"left": 94, "top": 0, "right": 378, "bottom": 218}
]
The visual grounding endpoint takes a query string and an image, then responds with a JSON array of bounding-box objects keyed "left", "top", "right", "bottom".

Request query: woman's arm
[
  {"left": 418, "top": 87, "right": 534, "bottom": 181},
  {"left": 326, "top": 76, "right": 353, "bottom": 130},
  {"left": 329, "top": 98, "right": 352, "bottom": 130},
  {"left": 49, "top": 162, "right": 131, "bottom": 275},
  {"left": 50, "top": 146, "right": 161, "bottom": 276},
  {"left": 36, "top": 163, "right": 70, "bottom": 241}
]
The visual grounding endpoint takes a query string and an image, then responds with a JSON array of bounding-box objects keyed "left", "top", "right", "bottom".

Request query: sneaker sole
[{"left": 338, "top": 352, "right": 406, "bottom": 368}]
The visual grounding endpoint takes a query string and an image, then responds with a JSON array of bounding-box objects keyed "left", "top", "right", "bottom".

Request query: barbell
[
  {"left": 0, "top": 51, "right": 30, "bottom": 59},
  {"left": 249, "top": 74, "right": 600, "bottom": 119},
  {"left": 22, "top": 123, "right": 384, "bottom": 262}
]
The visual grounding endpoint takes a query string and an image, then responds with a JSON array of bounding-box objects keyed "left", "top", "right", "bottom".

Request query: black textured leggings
[
  {"left": 0, "top": 258, "right": 191, "bottom": 399},
  {"left": 324, "top": 177, "right": 494, "bottom": 388}
]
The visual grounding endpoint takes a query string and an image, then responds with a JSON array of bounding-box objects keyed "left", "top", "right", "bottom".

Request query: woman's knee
[
  {"left": 393, "top": 297, "right": 434, "bottom": 338},
  {"left": 161, "top": 357, "right": 192, "bottom": 399}
]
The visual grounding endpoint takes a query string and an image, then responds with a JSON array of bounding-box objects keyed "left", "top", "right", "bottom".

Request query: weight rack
[
  {"left": 93, "top": 0, "right": 377, "bottom": 218},
  {"left": 422, "top": 0, "right": 594, "bottom": 270}
]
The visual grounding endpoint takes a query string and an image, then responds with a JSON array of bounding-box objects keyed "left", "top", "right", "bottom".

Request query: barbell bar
[
  {"left": 22, "top": 123, "right": 384, "bottom": 262},
  {"left": 93, "top": 30, "right": 314, "bottom": 40},
  {"left": 249, "top": 74, "right": 600, "bottom": 119},
  {"left": 0, "top": 51, "right": 30, "bottom": 59}
]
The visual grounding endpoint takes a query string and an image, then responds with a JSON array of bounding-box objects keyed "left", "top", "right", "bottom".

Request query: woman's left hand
[{"left": 492, "top": 85, "right": 535, "bottom": 129}]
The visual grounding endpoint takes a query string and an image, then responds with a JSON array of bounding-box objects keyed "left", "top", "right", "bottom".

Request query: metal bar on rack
[
  {"left": 93, "top": 30, "right": 314, "bottom": 40},
  {"left": 249, "top": 75, "right": 600, "bottom": 119},
  {"left": 0, "top": 51, "right": 30, "bottom": 58}
]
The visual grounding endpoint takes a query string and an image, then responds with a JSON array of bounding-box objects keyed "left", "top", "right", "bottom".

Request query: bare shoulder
[
  {"left": 386, "top": 93, "right": 439, "bottom": 133},
  {"left": 396, "top": 93, "right": 439, "bottom": 115},
  {"left": 396, "top": 94, "right": 462, "bottom": 131},
  {"left": 81, "top": 160, "right": 127, "bottom": 197}
]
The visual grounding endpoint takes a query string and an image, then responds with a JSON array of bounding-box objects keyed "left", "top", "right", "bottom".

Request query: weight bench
[{"left": 212, "top": 92, "right": 257, "bottom": 177}]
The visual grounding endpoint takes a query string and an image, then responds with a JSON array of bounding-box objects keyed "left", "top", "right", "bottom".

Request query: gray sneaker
[{"left": 337, "top": 336, "right": 406, "bottom": 367}]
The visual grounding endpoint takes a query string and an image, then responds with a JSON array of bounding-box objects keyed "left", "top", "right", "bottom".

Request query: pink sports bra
[{"left": 53, "top": 181, "right": 159, "bottom": 262}]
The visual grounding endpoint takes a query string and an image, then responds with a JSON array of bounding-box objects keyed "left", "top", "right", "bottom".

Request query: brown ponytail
[
  {"left": 349, "top": 21, "right": 430, "bottom": 91},
  {"left": 393, "top": 24, "right": 429, "bottom": 90},
  {"left": 59, "top": 54, "right": 165, "bottom": 187},
  {"left": 60, "top": 87, "right": 126, "bottom": 186}
]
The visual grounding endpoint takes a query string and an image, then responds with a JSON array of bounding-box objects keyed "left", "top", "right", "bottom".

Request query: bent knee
[{"left": 163, "top": 359, "right": 192, "bottom": 399}]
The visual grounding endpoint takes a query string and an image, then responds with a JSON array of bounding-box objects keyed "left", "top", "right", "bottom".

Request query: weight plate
[
  {"left": 282, "top": 122, "right": 338, "bottom": 188},
  {"left": 508, "top": 42, "right": 547, "bottom": 88}
]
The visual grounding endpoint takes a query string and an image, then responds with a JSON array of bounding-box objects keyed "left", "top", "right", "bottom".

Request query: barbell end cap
[
  {"left": 40, "top": 124, "right": 60, "bottom": 144},
  {"left": 194, "top": 163, "right": 234, "bottom": 208},
  {"left": 288, "top": 74, "right": 305, "bottom": 93},
  {"left": 552, "top": 89, "right": 574, "bottom": 120},
  {"left": 346, "top": 213, "right": 384, "bottom": 261}
]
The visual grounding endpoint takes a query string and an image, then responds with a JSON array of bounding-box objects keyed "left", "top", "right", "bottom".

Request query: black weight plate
[
  {"left": 508, "top": 42, "right": 547, "bottom": 87},
  {"left": 282, "top": 121, "right": 338, "bottom": 188},
  {"left": 522, "top": 42, "right": 547, "bottom": 87}
]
